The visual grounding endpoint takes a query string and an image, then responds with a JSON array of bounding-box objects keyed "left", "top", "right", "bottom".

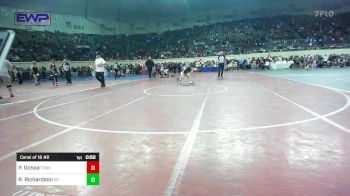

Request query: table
[
  {"left": 270, "top": 61, "right": 293, "bottom": 70},
  {"left": 201, "top": 66, "right": 219, "bottom": 72}
]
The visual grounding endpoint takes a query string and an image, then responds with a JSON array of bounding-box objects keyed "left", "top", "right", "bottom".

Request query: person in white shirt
[
  {"left": 62, "top": 59, "right": 72, "bottom": 85},
  {"left": 217, "top": 51, "right": 226, "bottom": 78},
  {"left": 95, "top": 55, "right": 106, "bottom": 87},
  {"left": 0, "top": 59, "right": 14, "bottom": 99},
  {"left": 195, "top": 59, "right": 203, "bottom": 72}
]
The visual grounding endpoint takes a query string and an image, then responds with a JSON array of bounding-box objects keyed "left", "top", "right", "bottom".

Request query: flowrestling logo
[
  {"left": 15, "top": 12, "right": 51, "bottom": 26},
  {"left": 314, "top": 10, "right": 334, "bottom": 17}
]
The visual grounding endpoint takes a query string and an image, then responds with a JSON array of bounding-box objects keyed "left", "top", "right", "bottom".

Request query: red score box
[{"left": 87, "top": 161, "right": 99, "bottom": 173}]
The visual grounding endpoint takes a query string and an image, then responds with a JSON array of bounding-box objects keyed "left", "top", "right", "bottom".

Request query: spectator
[
  {"left": 0, "top": 60, "right": 15, "bottom": 98},
  {"left": 49, "top": 59, "right": 59, "bottom": 86},
  {"left": 31, "top": 61, "right": 41, "bottom": 86},
  {"left": 16, "top": 68, "right": 23, "bottom": 84}
]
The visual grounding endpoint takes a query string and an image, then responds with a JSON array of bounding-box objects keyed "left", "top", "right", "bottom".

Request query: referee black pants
[
  {"left": 147, "top": 68, "right": 152, "bottom": 78},
  {"left": 95, "top": 72, "right": 105, "bottom": 87},
  {"left": 218, "top": 63, "right": 224, "bottom": 77},
  {"left": 65, "top": 71, "right": 72, "bottom": 84}
]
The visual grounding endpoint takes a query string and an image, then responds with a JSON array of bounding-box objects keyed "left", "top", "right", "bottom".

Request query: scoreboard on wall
[{"left": 16, "top": 153, "right": 99, "bottom": 186}]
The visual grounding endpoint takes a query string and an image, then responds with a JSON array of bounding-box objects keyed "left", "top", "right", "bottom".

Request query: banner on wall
[{"left": 15, "top": 12, "right": 51, "bottom": 26}]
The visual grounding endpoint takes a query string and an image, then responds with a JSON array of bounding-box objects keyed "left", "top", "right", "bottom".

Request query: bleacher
[{"left": 4, "top": 13, "right": 350, "bottom": 62}]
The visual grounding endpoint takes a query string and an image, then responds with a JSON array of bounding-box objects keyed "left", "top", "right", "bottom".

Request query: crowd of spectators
[
  {"left": 223, "top": 54, "right": 350, "bottom": 70},
  {"left": 8, "top": 53, "right": 349, "bottom": 84},
  {"left": 9, "top": 64, "right": 94, "bottom": 83},
  {"left": 4, "top": 13, "right": 350, "bottom": 62}
]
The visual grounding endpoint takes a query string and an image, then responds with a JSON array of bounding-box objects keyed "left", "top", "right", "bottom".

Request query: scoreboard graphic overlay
[{"left": 16, "top": 153, "right": 99, "bottom": 186}]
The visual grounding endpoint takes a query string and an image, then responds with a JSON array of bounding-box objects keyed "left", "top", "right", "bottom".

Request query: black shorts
[{"left": 184, "top": 67, "right": 191, "bottom": 74}]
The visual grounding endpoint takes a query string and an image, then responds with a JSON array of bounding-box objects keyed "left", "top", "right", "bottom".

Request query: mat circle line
[
  {"left": 143, "top": 85, "right": 228, "bottom": 97},
  {"left": 33, "top": 84, "right": 350, "bottom": 135}
]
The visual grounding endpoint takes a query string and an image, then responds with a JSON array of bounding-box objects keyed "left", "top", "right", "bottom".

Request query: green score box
[{"left": 87, "top": 174, "right": 99, "bottom": 185}]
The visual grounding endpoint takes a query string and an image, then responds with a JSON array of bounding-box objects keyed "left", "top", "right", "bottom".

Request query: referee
[
  {"left": 145, "top": 56, "right": 155, "bottom": 79},
  {"left": 62, "top": 59, "right": 72, "bottom": 85},
  {"left": 217, "top": 51, "right": 226, "bottom": 78},
  {"left": 95, "top": 54, "right": 106, "bottom": 87}
]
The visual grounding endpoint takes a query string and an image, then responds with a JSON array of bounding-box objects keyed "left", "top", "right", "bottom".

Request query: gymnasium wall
[
  {"left": 3, "top": 4, "right": 350, "bottom": 36},
  {"left": 113, "top": 48, "right": 350, "bottom": 64},
  {"left": 10, "top": 48, "right": 350, "bottom": 69},
  {"left": 0, "top": 6, "right": 123, "bottom": 34},
  {"left": 0, "top": 5, "right": 200, "bottom": 35},
  {"left": 0, "top": 5, "right": 217, "bottom": 35},
  {"left": 0, "top": 5, "right": 311, "bottom": 35}
]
